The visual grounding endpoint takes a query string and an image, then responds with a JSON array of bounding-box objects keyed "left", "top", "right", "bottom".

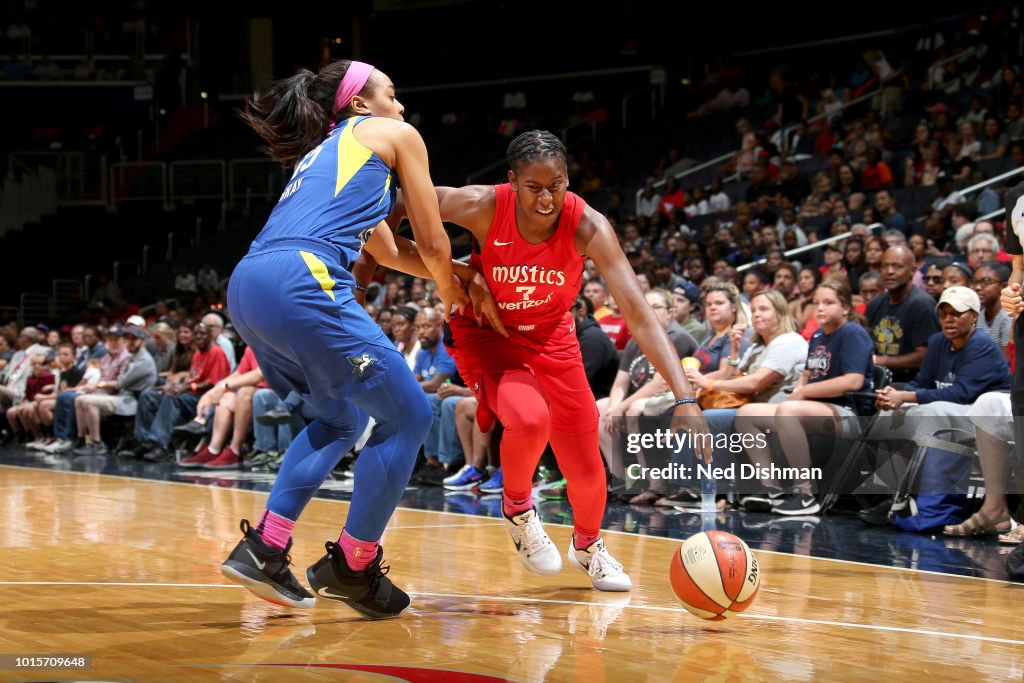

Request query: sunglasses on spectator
[
  {"left": 924, "top": 276, "right": 943, "bottom": 283},
  {"left": 971, "top": 278, "right": 1002, "bottom": 287}
]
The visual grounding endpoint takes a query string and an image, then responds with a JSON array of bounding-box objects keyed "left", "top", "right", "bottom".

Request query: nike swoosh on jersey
[
  {"left": 493, "top": 240, "right": 514, "bottom": 246},
  {"left": 245, "top": 548, "right": 266, "bottom": 569}
]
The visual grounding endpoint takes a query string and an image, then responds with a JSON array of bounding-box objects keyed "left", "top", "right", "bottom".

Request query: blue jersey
[
  {"left": 253, "top": 116, "right": 396, "bottom": 270},
  {"left": 414, "top": 343, "right": 456, "bottom": 382}
]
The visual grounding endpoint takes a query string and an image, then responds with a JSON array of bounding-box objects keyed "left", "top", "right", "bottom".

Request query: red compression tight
[{"left": 489, "top": 370, "right": 606, "bottom": 542}]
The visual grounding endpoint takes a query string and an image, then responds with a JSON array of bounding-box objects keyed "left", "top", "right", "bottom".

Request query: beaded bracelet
[{"left": 673, "top": 397, "right": 699, "bottom": 407}]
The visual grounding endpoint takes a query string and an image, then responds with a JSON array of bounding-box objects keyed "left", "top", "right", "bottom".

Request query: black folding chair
[{"left": 818, "top": 364, "right": 892, "bottom": 514}]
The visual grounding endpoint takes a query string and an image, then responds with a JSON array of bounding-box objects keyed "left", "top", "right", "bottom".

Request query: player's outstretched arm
[
  {"left": 389, "top": 124, "right": 466, "bottom": 317},
  {"left": 361, "top": 221, "right": 507, "bottom": 336},
  {"left": 578, "top": 209, "right": 712, "bottom": 462},
  {"left": 389, "top": 185, "right": 496, "bottom": 245}
]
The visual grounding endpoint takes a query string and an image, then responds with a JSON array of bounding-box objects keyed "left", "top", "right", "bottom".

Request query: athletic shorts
[
  {"left": 228, "top": 237, "right": 402, "bottom": 404},
  {"left": 447, "top": 312, "right": 598, "bottom": 435}
]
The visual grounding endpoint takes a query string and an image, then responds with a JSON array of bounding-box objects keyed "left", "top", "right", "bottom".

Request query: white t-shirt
[
  {"left": 175, "top": 274, "right": 197, "bottom": 292},
  {"left": 708, "top": 191, "right": 731, "bottom": 213},
  {"left": 684, "top": 199, "right": 710, "bottom": 217},
  {"left": 399, "top": 339, "right": 421, "bottom": 371},
  {"left": 83, "top": 366, "right": 102, "bottom": 385},
  {"left": 960, "top": 140, "right": 981, "bottom": 159},
  {"left": 740, "top": 331, "right": 809, "bottom": 403},
  {"left": 636, "top": 194, "right": 662, "bottom": 218}
]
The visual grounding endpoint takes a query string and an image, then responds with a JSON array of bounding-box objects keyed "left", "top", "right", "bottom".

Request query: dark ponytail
[{"left": 240, "top": 60, "right": 370, "bottom": 168}]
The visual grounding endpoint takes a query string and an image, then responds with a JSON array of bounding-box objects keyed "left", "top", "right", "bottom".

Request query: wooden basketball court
[{"left": 0, "top": 464, "right": 1022, "bottom": 682}]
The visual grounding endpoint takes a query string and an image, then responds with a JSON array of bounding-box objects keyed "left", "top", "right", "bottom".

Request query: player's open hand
[
  {"left": 467, "top": 270, "right": 509, "bottom": 337},
  {"left": 672, "top": 402, "right": 713, "bottom": 464},
  {"left": 1000, "top": 282, "right": 1024, "bottom": 320},
  {"left": 435, "top": 278, "right": 471, "bottom": 322}
]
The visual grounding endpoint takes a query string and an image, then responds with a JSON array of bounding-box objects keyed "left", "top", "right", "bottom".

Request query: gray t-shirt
[
  {"left": 740, "top": 331, "right": 809, "bottom": 402},
  {"left": 619, "top": 322, "right": 698, "bottom": 394},
  {"left": 145, "top": 339, "right": 177, "bottom": 374},
  {"left": 977, "top": 308, "right": 1012, "bottom": 350}
]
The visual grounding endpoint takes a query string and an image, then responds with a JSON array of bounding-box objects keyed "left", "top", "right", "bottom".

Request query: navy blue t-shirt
[
  {"left": 805, "top": 321, "right": 874, "bottom": 407},
  {"left": 908, "top": 330, "right": 1012, "bottom": 404}
]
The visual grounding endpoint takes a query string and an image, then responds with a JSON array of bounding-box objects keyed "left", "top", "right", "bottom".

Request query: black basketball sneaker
[
  {"left": 220, "top": 519, "right": 316, "bottom": 608},
  {"left": 306, "top": 541, "right": 410, "bottom": 619}
]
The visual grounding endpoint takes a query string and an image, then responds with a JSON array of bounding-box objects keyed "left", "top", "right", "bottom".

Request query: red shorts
[{"left": 446, "top": 313, "right": 599, "bottom": 435}]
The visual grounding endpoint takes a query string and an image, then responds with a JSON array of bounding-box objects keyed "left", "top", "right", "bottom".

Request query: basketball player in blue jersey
[{"left": 219, "top": 59, "right": 505, "bottom": 618}]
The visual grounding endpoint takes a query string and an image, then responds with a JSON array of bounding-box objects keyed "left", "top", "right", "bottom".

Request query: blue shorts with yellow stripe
[{"left": 227, "top": 236, "right": 399, "bottom": 404}]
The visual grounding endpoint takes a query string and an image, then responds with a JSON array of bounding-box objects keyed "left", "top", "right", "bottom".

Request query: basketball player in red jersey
[{"left": 378, "top": 131, "right": 711, "bottom": 591}]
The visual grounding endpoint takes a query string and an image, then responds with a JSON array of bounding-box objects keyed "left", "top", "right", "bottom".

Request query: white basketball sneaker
[
  {"left": 567, "top": 537, "right": 632, "bottom": 592},
  {"left": 502, "top": 508, "right": 562, "bottom": 575}
]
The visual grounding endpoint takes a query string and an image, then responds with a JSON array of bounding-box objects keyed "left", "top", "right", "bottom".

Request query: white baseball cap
[{"left": 937, "top": 285, "right": 980, "bottom": 315}]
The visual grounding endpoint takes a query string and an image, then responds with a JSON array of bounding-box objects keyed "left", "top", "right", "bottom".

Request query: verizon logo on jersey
[
  {"left": 499, "top": 293, "right": 553, "bottom": 311},
  {"left": 491, "top": 265, "right": 566, "bottom": 286}
]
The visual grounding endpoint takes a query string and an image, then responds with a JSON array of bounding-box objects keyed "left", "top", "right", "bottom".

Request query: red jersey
[
  {"left": 448, "top": 184, "right": 592, "bottom": 433},
  {"left": 460, "top": 183, "right": 585, "bottom": 343},
  {"left": 598, "top": 313, "right": 632, "bottom": 351}
]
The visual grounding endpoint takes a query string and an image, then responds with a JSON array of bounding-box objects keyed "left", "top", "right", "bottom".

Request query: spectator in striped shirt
[{"left": 973, "top": 261, "right": 1012, "bottom": 361}]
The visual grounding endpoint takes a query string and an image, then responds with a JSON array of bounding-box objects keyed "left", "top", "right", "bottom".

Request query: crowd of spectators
[
  {"left": 2, "top": 8, "right": 1023, "bottom": 579},
  {"left": 634, "top": 12, "right": 1021, "bottom": 254},
  {"left": 0, "top": 309, "right": 282, "bottom": 470}
]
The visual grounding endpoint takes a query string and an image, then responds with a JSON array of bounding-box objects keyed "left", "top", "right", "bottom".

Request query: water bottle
[
  {"left": 700, "top": 509, "right": 717, "bottom": 533},
  {"left": 700, "top": 473, "right": 717, "bottom": 513},
  {"left": 700, "top": 478, "right": 717, "bottom": 533}
]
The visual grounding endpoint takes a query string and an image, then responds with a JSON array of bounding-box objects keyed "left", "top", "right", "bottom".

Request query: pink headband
[{"left": 330, "top": 61, "right": 375, "bottom": 124}]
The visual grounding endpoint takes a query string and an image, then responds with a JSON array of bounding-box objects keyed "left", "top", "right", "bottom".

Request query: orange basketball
[{"left": 669, "top": 530, "right": 760, "bottom": 620}]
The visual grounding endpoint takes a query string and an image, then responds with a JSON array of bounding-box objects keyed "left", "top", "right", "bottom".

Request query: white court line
[
  {"left": 0, "top": 482, "right": 121, "bottom": 490},
  {"left": 0, "top": 579, "right": 1020, "bottom": 648},
  {"left": 0, "top": 463, "right": 1015, "bottom": 586},
  {"left": 411, "top": 591, "right": 1024, "bottom": 647}
]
